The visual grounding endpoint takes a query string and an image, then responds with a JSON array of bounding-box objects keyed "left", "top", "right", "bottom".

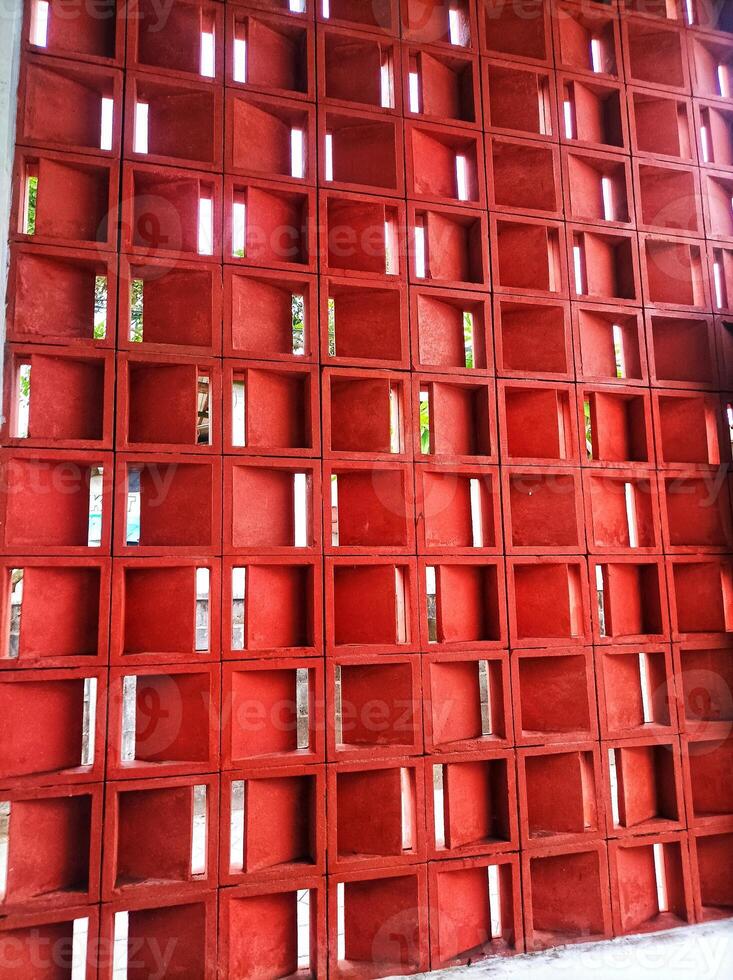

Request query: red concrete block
[
  {"left": 552, "top": 0, "right": 622, "bottom": 80},
  {"left": 402, "top": 43, "right": 480, "bottom": 128},
  {"left": 482, "top": 58, "right": 558, "bottom": 141},
  {"left": 327, "top": 759, "right": 426, "bottom": 872},
  {"left": 0, "top": 667, "right": 106, "bottom": 789},
  {"left": 12, "top": 147, "right": 119, "bottom": 252},
  {"left": 98, "top": 893, "right": 217, "bottom": 980},
  {"left": 411, "top": 372, "right": 496, "bottom": 463},
  {"left": 127, "top": 0, "right": 225, "bottom": 83},
  {"left": 583, "top": 467, "right": 662, "bottom": 553},
  {"left": 220, "top": 766, "right": 325, "bottom": 885},
  {"left": 568, "top": 225, "right": 641, "bottom": 306},
  {"left": 487, "top": 134, "right": 562, "bottom": 218},
  {"left": 222, "top": 556, "right": 323, "bottom": 660},
  {"left": 718, "top": 320, "right": 733, "bottom": 379},
  {"left": 689, "top": 826, "right": 733, "bottom": 922},
  {"left": 118, "top": 255, "right": 222, "bottom": 356},
  {"left": 497, "top": 379, "right": 580, "bottom": 465},
  {"left": 424, "top": 749, "right": 518, "bottom": 858},
  {"left": 17, "top": 54, "right": 123, "bottom": 158},
  {"left": 322, "top": 367, "right": 412, "bottom": 460},
  {"left": 324, "top": 459, "right": 415, "bottom": 555},
  {"left": 405, "top": 119, "right": 485, "bottom": 208},
  {"left": 327, "top": 866, "right": 429, "bottom": 979},
  {"left": 107, "top": 663, "right": 220, "bottom": 779},
  {"left": 564, "top": 149, "right": 633, "bottom": 234},
  {"left": 602, "top": 736, "right": 686, "bottom": 838},
  {"left": 639, "top": 232, "right": 710, "bottom": 311},
  {"left": 710, "top": 245, "right": 733, "bottom": 314},
  {"left": 659, "top": 471, "right": 733, "bottom": 553},
  {"left": 633, "top": 158, "right": 704, "bottom": 237},
  {"left": 318, "top": 0, "right": 399, "bottom": 34},
  {"left": 110, "top": 558, "right": 221, "bottom": 666},
  {"left": 326, "top": 654, "right": 423, "bottom": 760},
  {"left": 0, "top": 783, "right": 102, "bottom": 913},
  {"left": 400, "top": 0, "right": 478, "bottom": 49},
  {"left": 591, "top": 556, "right": 670, "bottom": 644},
  {"left": 478, "top": 0, "right": 553, "bottom": 66},
  {"left": 580, "top": 384, "right": 654, "bottom": 466},
  {"left": 113, "top": 453, "right": 221, "bottom": 557},
  {"left": 621, "top": 15, "right": 690, "bottom": 93},
  {"left": 609, "top": 832, "right": 695, "bottom": 935},
  {"left": 596, "top": 644, "right": 678, "bottom": 740},
  {"left": 1, "top": 344, "right": 114, "bottom": 450},
  {"left": 323, "top": 190, "right": 407, "bottom": 281},
  {"left": 223, "top": 359, "right": 320, "bottom": 456},
  {"left": 223, "top": 456, "right": 321, "bottom": 555},
  {"left": 0, "top": 905, "right": 100, "bottom": 978},
  {"left": 573, "top": 304, "right": 648, "bottom": 386},
  {"left": 102, "top": 774, "right": 219, "bottom": 900},
  {"left": 222, "top": 658, "right": 325, "bottom": 768},
  {"left": 226, "top": 5, "right": 315, "bottom": 100},
  {"left": 673, "top": 637, "right": 733, "bottom": 738},
  {"left": 0, "top": 448, "right": 113, "bottom": 556},
  {"left": 507, "top": 556, "right": 591, "bottom": 648},
  {"left": 0, "top": 557, "right": 111, "bottom": 669},
  {"left": 490, "top": 214, "right": 568, "bottom": 298},
  {"left": 321, "top": 107, "right": 405, "bottom": 198},
  {"left": 511, "top": 647, "right": 598, "bottom": 745},
  {"left": 428, "top": 854, "right": 524, "bottom": 968},
  {"left": 325, "top": 556, "right": 420, "bottom": 655},
  {"left": 116, "top": 351, "right": 222, "bottom": 453},
  {"left": 419, "top": 557, "right": 508, "bottom": 651},
  {"left": 557, "top": 72, "right": 629, "bottom": 152},
  {"left": 323, "top": 276, "right": 409, "bottom": 369},
  {"left": 318, "top": 23, "right": 402, "bottom": 113},
  {"left": 681, "top": 734, "right": 733, "bottom": 828},
  {"left": 422, "top": 652, "right": 512, "bottom": 752},
  {"left": 628, "top": 86, "right": 697, "bottom": 163},
  {"left": 6, "top": 243, "right": 117, "bottom": 349},
  {"left": 121, "top": 161, "right": 223, "bottom": 263},
  {"left": 23, "top": 0, "right": 125, "bottom": 67},
  {"left": 653, "top": 390, "right": 728, "bottom": 469},
  {"left": 695, "top": 97, "right": 733, "bottom": 172},
  {"left": 219, "top": 877, "right": 327, "bottom": 980},
  {"left": 522, "top": 841, "right": 612, "bottom": 950},
  {"left": 689, "top": 28, "right": 733, "bottom": 100},
  {"left": 415, "top": 462, "right": 502, "bottom": 555},
  {"left": 645, "top": 310, "right": 719, "bottom": 388},
  {"left": 503, "top": 466, "right": 585, "bottom": 555},
  {"left": 408, "top": 201, "right": 489, "bottom": 289},
  {"left": 702, "top": 168, "right": 733, "bottom": 243},
  {"left": 410, "top": 286, "right": 491, "bottom": 375},
  {"left": 123, "top": 71, "right": 223, "bottom": 172}
]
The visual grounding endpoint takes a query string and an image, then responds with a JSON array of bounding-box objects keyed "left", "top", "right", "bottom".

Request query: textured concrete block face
[{"left": 3, "top": 0, "right": 732, "bottom": 974}]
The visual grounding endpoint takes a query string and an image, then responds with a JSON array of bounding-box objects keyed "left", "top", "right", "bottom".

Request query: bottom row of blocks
[{"left": 1, "top": 832, "right": 730, "bottom": 978}]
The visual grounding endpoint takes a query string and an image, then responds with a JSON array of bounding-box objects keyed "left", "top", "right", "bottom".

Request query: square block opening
[
  {"left": 230, "top": 8, "right": 312, "bottom": 98},
  {"left": 412, "top": 288, "right": 489, "bottom": 372},
  {"left": 493, "top": 217, "right": 565, "bottom": 296},
  {"left": 500, "top": 382, "right": 577, "bottom": 463},
  {"left": 647, "top": 312, "right": 717, "bottom": 386},
  {"left": 105, "top": 898, "right": 211, "bottom": 979},
  {"left": 226, "top": 362, "right": 316, "bottom": 454},
  {"left": 711, "top": 245, "right": 733, "bottom": 312},
  {"left": 227, "top": 91, "right": 314, "bottom": 183},
  {"left": 675, "top": 640, "right": 733, "bottom": 736},
  {"left": 330, "top": 560, "right": 416, "bottom": 651},
  {"left": 326, "top": 370, "right": 408, "bottom": 457},
  {"left": 26, "top": 0, "right": 121, "bottom": 64},
  {"left": 326, "top": 193, "right": 403, "bottom": 277},
  {"left": 425, "top": 655, "right": 509, "bottom": 749},
  {"left": 407, "top": 121, "right": 482, "bottom": 206},
  {"left": 585, "top": 470, "right": 660, "bottom": 552},
  {"left": 414, "top": 205, "right": 487, "bottom": 287},
  {"left": 428, "top": 756, "right": 514, "bottom": 855},
  {"left": 654, "top": 392, "right": 723, "bottom": 465},
  {"left": 505, "top": 469, "right": 583, "bottom": 552},
  {"left": 686, "top": 737, "right": 733, "bottom": 823},
  {"left": 611, "top": 836, "right": 692, "bottom": 935},
  {"left": 584, "top": 388, "right": 652, "bottom": 465},
  {"left": 630, "top": 89, "right": 694, "bottom": 161},
  {"left": 423, "top": 561, "right": 505, "bottom": 648},
  {"left": 671, "top": 559, "right": 733, "bottom": 638},
  {"left": 698, "top": 100, "right": 733, "bottom": 170},
  {"left": 513, "top": 652, "right": 595, "bottom": 743},
  {"left": 525, "top": 845, "right": 610, "bottom": 949},
  {"left": 690, "top": 32, "right": 733, "bottom": 99},
  {"left": 334, "top": 658, "right": 420, "bottom": 757},
  {"left": 594, "top": 560, "right": 667, "bottom": 642},
  {"left": 226, "top": 661, "right": 321, "bottom": 766},
  {"left": 479, "top": 0, "right": 550, "bottom": 63},
  {"left": 227, "top": 460, "right": 318, "bottom": 551},
  {"left": 327, "top": 462, "right": 413, "bottom": 552},
  {"left": 120, "top": 258, "right": 219, "bottom": 354},
  {"left": 554, "top": 1, "right": 619, "bottom": 77},
  {"left": 571, "top": 228, "right": 639, "bottom": 303},
  {"left": 321, "top": 27, "right": 398, "bottom": 110},
  {"left": 415, "top": 375, "right": 494, "bottom": 461},
  {"left": 636, "top": 161, "right": 702, "bottom": 235},
  {"left": 489, "top": 137, "right": 561, "bottom": 214},
  {"left": 561, "top": 76, "right": 625, "bottom": 150},
  {"left": 225, "top": 268, "right": 314, "bottom": 361},
  {"left": 405, "top": 46, "right": 478, "bottom": 126},
  {"left": 623, "top": 19, "right": 687, "bottom": 90},
  {"left": 130, "top": 0, "right": 223, "bottom": 80},
  {"left": 574, "top": 306, "right": 645, "bottom": 384},
  {"left": 484, "top": 60, "right": 556, "bottom": 138},
  {"left": 401, "top": 0, "right": 474, "bottom": 47},
  {"left": 563, "top": 148, "right": 632, "bottom": 225},
  {"left": 598, "top": 647, "right": 675, "bottom": 738},
  {"left": 429, "top": 857, "right": 521, "bottom": 967},
  {"left": 227, "top": 179, "right": 312, "bottom": 269},
  {"left": 520, "top": 745, "right": 602, "bottom": 844},
  {"left": 606, "top": 740, "right": 683, "bottom": 834},
  {"left": 417, "top": 465, "right": 500, "bottom": 553},
  {"left": 510, "top": 559, "right": 588, "bottom": 646},
  {"left": 325, "top": 279, "right": 406, "bottom": 366},
  {"left": 642, "top": 235, "right": 707, "bottom": 308},
  {"left": 324, "top": 109, "right": 402, "bottom": 195},
  {"left": 662, "top": 474, "right": 733, "bottom": 551},
  {"left": 227, "top": 559, "right": 319, "bottom": 658},
  {"left": 694, "top": 831, "right": 733, "bottom": 922}
]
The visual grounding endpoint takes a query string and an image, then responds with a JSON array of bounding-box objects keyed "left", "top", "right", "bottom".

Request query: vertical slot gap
[
  {"left": 409, "top": 63, "right": 421, "bottom": 113},
  {"left": 394, "top": 567, "right": 408, "bottom": 643},
  {"left": 700, "top": 109, "right": 712, "bottom": 164},
  {"left": 200, "top": 29, "right": 215, "bottom": 78},
  {"left": 121, "top": 676, "right": 137, "bottom": 762},
  {"left": 233, "top": 31, "right": 247, "bottom": 84},
  {"left": 639, "top": 651, "right": 653, "bottom": 725},
  {"left": 197, "top": 374, "right": 211, "bottom": 445},
  {"left": 706, "top": 403, "right": 721, "bottom": 465},
  {"left": 573, "top": 237, "right": 587, "bottom": 294},
  {"left": 334, "top": 664, "right": 343, "bottom": 745},
  {"left": 455, "top": 153, "right": 469, "bottom": 202},
  {"left": 419, "top": 388, "right": 431, "bottom": 455},
  {"left": 401, "top": 768, "right": 414, "bottom": 850},
  {"left": 231, "top": 375, "right": 246, "bottom": 447},
  {"left": 293, "top": 473, "right": 308, "bottom": 547},
  {"left": 380, "top": 52, "right": 393, "bottom": 109},
  {"left": 389, "top": 384, "right": 402, "bottom": 454},
  {"left": 563, "top": 86, "right": 576, "bottom": 139},
  {"left": 292, "top": 293, "right": 305, "bottom": 354},
  {"left": 479, "top": 659, "right": 493, "bottom": 736},
  {"left": 296, "top": 668, "right": 310, "bottom": 749},
  {"left": 232, "top": 567, "right": 245, "bottom": 650},
  {"left": 198, "top": 194, "right": 214, "bottom": 256},
  {"left": 88, "top": 467, "right": 103, "bottom": 548},
  {"left": 584, "top": 396, "right": 593, "bottom": 459},
  {"left": 384, "top": 217, "right": 398, "bottom": 275},
  {"left": 191, "top": 785, "right": 207, "bottom": 875},
  {"left": 297, "top": 890, "right": 311, "bottom": 970},
  {"left": 727, "top": 401, "right": 733, "bottom": 459},
  {"left": 290, "top": 0, "right": 306, "bottom": 11},
  {"left": 426, "top": 565, "right": 437, "bottom": 643},
  {"left": 71, "top": 917, "right": 89, "bottom": 980},
  {"left": 653, "top": 843, "right": 669, "bottom": 912},
  {"left": 590, "top": 37, "right": 603, "bottom": 73},
  {"left": 683, "top": 0, "right": 694, "bottom": 23},
  {"left": 612, "top": 323, "right": 626, "bottom": 378},
  {"left": 324, "top": 133, "right": 334, "bottom": 181},
  {"left": 82, "top": 677, "right": 96, "bottom": 766},
  {"left": 30, "top": 0, "right": 49, "bottom": 47},
  {"left": 557, "top": 394, "right": 568, "bottom": 460},
  {"left": 129, "top": 278, "right": 144, "bottom": 342},
  {"left": 94, "top": 275, "right": 108, "bottom": 339},
  {"left": 231, "top": 193, "right": 246, "bottom": 257},
  {"left": 463, "top": 311, "right": 475, "bottom": 369},
  {"left": 596, "top": 564, "right": 607, "bottom": 638},
  {"left": 330, "top": 474, "right": 339, "bottom": 546},
  {"left": 0, "top": 802, "right": 10, "bottom": 899},
  {"left": 713, "top": 252, "right": 726, "bottom": 308},
  {"left": 126, "top": 467, "right": 141, "bottom": 546},
  {"left": 112, "top": 911, "right": 129, "bottom": 979},
  {"left": 448, "top": 7, "right": 464, "bottom": 45},
  {"left": 718, "top": 64, "right": 729, "bottom": 99},
  {"left": 601, "top": 175, "right": 614, "bottom": 221},
  {"left": 609, "top": 747, "right": 620, "bottom": 826},
  {"left": 23, "top": 168, "right": 38, "bottom": 236},
  {"left": 470, "top": 478, "right": 484, "bottom": 548},
  {"left": 134, "top": 102, "right": 149, "bottom": 154},
  {"left": 327, "top": 297, "right": 336, "bottom": 357},
  {"left": 323, "top": 0, "right": 331, "bottom": 18},
  {"left": 7, "top": 569, "right": 22, "bottom": 660},
  {"left": 230, "top": 780, "right": 244, "bottom": 873},
  {"left": 433, "top": 764, "right": 446, "bottom": 848},
  {"left": 100, "top": 97, "right": 114, "bottom": 151},
  {"left": 625, "top": 482, "right": 639, "bottom": 548},
  {"left": 337, "top": 882, "right": 345, "bottom": 960},
  {"left": 488, "top": 865, "right": 503, "bottom": 939},
  {"left": 291, "top": 128, "right": 305, "bottom": 178},
  {"left": 414, "top": 217, "right": 427, "bottom": 278},
  {"left": 195, "top": 567, "right": 210, "bottom": 652},
  {"left": 16, "top": 363, "right": 31, "bottom": 438}
]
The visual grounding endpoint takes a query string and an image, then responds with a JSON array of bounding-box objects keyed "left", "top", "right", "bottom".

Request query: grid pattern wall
[{"left": 1, "top": 0, "right": 733, "bottom": 976}]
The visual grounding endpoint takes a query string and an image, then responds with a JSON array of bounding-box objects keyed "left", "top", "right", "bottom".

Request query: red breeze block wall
[{"left": 2, "top": 0, "right": 733, "bottom": 975}]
